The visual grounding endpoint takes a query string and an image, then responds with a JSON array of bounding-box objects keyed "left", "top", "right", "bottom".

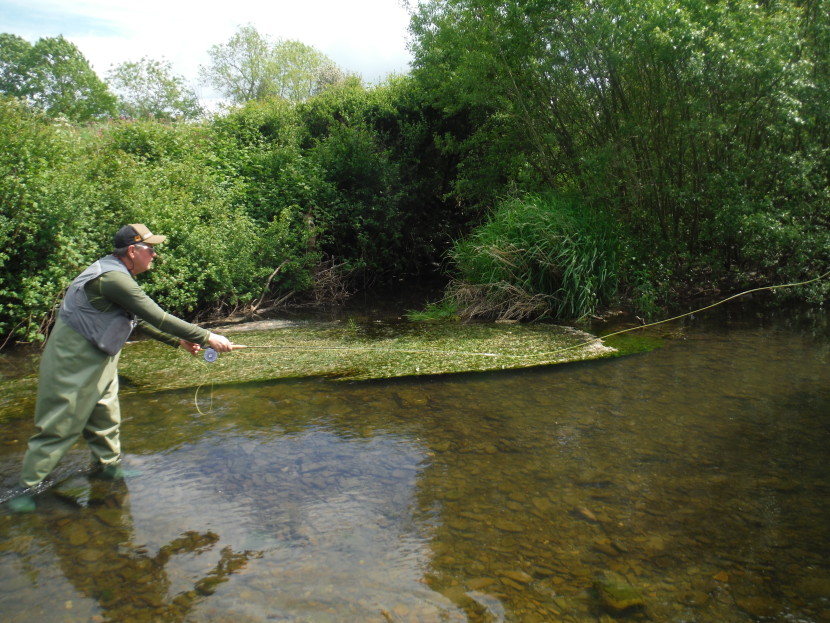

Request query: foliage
[
  {"left": 272, "top": 39, "right": 347, "bottom": 102},
  {"left": 0, "top": 33, "right": 116, "bottom": 120},
  {"left": 205, "top": 99, "right": 322, "bottom": 298},
  {"left": 0, "top": 33, "right": 30, "bottom": 95},
  {"left": 307, "top": 119, "right": 404, "bottom": 274},
  {"left": 107, "top": 57, "right": 203, "bottom": 120},
  {"left": 199, "top": 24, "right": 348, "bottom": 105},
  {"left": 1, "top": 6, "right": 828, "bottom": 347},
  {"left": 82, "top": 118, "right": 300, "bottom": 317},
  {"left": 445, "top": 193, "right": 618, "bottom": 321},
  {"left": 405, "top": 299, "right": 460, "bottom": 322},
  {"left": 0, "top": 98, "right": 96, "bottom": 342},
  {"left": 100, "top": 117, "right": 198, "bottom": 163},
  {"left": 297, "top": 76, "right": 467, "bottom": 280},
  {"left": 199, "top": 25, "right": 275, "bottom": 104},
  {"left": 409, "top": 0, "right": 830, "bottom": 306},
  {"left": 210, "top": 80, "right": 464, "bottom": 287},
  {"left": 0, "top": 99, "right": 322, "bottom": 345}
]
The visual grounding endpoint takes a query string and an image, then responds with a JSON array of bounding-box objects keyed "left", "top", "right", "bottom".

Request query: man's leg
[
  {"left": 86, "top": 360, "right": 142, "bottom": 479},
  {"left": 84, "top": 371, "right": 122, "bottom": 468},
  {"left": 18, "top": 318, "right": 113, "bottom": 488}
]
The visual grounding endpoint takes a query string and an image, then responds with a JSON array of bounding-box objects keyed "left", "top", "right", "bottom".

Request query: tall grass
[{"left": 445, "top": 193, "right": 618, "bottom": 321}]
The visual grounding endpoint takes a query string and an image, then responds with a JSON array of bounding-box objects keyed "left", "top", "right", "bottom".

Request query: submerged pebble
[{"left": 594, "top": 571, "right": 646, "bottom": 613}]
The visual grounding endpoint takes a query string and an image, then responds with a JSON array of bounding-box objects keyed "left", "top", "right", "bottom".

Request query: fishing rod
[{"left": 201, "top": 343, "right": 503, "bottom": 363}]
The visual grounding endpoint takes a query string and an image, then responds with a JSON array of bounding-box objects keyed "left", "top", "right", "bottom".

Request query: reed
[{"left": 446, "top": 193, "right": 618, "bottom": 321}]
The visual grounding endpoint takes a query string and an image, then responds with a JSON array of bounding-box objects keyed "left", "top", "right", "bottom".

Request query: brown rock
[
  {"left": 493, "top": 519, "right": 524, "bottom": 533},
  {"left": 65, "top": 523, "right": 90, "bottom": 546},
  {"left": 677, "top": 590, "right": 709, "bottom": 607},
  {"left": 501, "top": 570, "right": 533, "bottom": 584},
  {"left": 466, "top": 577, "right": 497, "bottom": 590},
  {"left": 593, "top": 538, "right": 619, "bottom": 557},
  {"left": 736, "top": 596, "right": 780, "bottom": 618}
]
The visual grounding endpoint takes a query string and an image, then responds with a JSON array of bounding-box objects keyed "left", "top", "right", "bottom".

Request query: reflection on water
[{"left": 1, "top": 307, "right": 830, "bottom": 622}]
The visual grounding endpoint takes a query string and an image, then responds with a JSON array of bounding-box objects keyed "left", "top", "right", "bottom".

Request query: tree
[
  {"left": 199, "top": 25, "right": 276, "bottom": 104},
  {"left": 314, "top": 60, "right": 349, "bottom": 96},
  {"left": 272, "top": 39, "right": 340, "bottom": 101},
  {"left": 0, "top": 33, "right": 116, "bottom": 120},
  {"left": 199, "top": 24, "right": 347, "bottom": 104},
  {"left": 409, "top": 0, "right": 829, "bottom": 284},
  {"left": 0, "top": 33, "right": 31, "bottom": 96},
  {"left": 107, "top": 57, "right": 203, "bottom": 120}
]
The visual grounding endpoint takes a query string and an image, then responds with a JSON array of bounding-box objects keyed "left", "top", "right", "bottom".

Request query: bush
[
  {"left": 308, "top": 121, "right": 404, "bottom": 275},
  {"left": 0, "top": 101, "right": 323, "bottom": 346},
  {"left": 88, "top": 121, "right": 300, "bottom": 317},
  {"left": 445, "top": 193, "right": 618, "bottom": 321},
  {"left": 0, "top": 99, "right": 95, "bottom": 343}
]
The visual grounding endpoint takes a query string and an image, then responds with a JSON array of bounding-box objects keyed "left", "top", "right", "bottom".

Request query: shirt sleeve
[{"left": 87, "top": 270, "right": 211, "bottom": 347}]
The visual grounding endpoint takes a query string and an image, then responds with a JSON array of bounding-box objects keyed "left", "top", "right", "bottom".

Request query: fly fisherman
[{"left": 5, "top": 224, "right": 234, "bottom": 513}]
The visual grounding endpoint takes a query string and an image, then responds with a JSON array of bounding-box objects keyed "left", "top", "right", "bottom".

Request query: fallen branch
[{"left": 250, "top": 261, "right": 289, "bottom": 313}]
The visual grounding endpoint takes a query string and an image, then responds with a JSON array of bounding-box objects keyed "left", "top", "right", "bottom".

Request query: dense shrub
[
  {"left": 0, "top": 99, "right": 321, "bottom": 345},
  {"left": 307, "top": 120, "right": 404, "bottom": 274},
  {"left": 298, "top": 77, "right": 467, "bottom": 280},
  {"left": 410, "top": 0, "right": 830, "bottom": 307},
  {"left": 0, "top": 98, "right": 95, "bottom": 343},
  {"left": 445, "top": 193, "right": 618, "bottom": 321}
]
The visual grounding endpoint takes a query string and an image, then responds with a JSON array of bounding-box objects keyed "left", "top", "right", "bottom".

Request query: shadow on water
[{"left": 1, "top": 303, "right": 830, "bottom": 622}]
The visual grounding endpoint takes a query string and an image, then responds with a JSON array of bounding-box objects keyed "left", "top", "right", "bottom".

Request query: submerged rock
[
  {"left": 735, "top": 596, "right": 780, "bottom": 618},
  {"left": 677, "top": 589, "right": 710, "bottom": 607},
  {"left": 500, "top": 569, "right": 533, "bottom": 584},
  {"left": 594, "top": 571, "right": 646, "bottom": 613}
]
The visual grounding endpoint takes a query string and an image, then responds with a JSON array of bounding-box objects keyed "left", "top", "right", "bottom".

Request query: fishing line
[
  {"left": 193, "top": 356, "right": 215, "bottom": 415},
  {"left": 192, "top": 270, "right": 829, "bottom": 412},
  {"left": 581, "top": 269, "right": 830, "bottom": 346},
  {"left": 526, "top": 269, "right": 830, "bottom": 360}
]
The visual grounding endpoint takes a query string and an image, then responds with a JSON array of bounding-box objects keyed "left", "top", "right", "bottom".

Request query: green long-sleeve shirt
[{"left": 84, "top": 269, "right": 210, "bottom": 348}]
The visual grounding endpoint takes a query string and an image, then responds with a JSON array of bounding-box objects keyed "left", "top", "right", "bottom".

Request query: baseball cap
[{"left": 113, "top": 224, "right": 167, "bottom": 248}]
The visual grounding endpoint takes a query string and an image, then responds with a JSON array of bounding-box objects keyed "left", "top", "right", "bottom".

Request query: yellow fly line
[{"left": 531, "top": 269, "right": 830, "bottom": 359}]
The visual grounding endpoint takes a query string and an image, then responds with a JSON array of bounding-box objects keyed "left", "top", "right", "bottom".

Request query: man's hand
[
  {"left": 179, "top": 339, "right": 201, "bottom": 356},
  {"left": 207, "top": 332, "right": 233, "bottom": 352}
]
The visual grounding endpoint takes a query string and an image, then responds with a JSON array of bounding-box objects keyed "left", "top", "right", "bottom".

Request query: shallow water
[{"left": 1, "top": 306, "right": 829, "bottom": 622}]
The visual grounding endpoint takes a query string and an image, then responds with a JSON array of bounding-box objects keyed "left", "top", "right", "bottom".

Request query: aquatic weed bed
[
  {"left": 119, "top": 320, "right": 619, "bottom": 393},
  {"left": 0, "top": 318, "right": 662, "bottom": 420}
]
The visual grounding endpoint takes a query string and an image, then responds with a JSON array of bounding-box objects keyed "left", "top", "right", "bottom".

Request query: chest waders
[{"left": 18, "top": 257, "right": 136, "bottom": 488}]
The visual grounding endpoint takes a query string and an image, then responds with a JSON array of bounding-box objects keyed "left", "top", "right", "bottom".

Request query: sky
[{"left": 0, "top": 0, "right": 415, "bottom": 102}]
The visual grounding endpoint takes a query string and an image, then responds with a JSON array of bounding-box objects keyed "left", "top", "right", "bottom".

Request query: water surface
[{"left": 1, "top": 306, "right": 829, "bottom": 622}]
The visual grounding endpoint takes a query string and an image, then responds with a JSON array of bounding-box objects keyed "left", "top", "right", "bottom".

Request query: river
[{"left": 1, "top": 303, "right": 829, "bottom": 622}]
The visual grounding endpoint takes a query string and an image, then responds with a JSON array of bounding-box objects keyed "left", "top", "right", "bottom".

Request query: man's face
[{"left": 130, "top": 243, "right": 157, "bottom": 274}]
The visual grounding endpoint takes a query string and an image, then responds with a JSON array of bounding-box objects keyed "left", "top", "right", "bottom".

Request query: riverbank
[{"left": 2, "top": 278, "right": 808, "bottom": 424}]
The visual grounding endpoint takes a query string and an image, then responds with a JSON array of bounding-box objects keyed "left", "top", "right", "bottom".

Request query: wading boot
[
  {"left": 94, "top": 463, "right": 142, "bottom": 480},
  {"left": 5, "top": 486, "right": 35, "bottom": 513}
]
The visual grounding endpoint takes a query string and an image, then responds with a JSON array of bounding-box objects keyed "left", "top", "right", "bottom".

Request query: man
[{"left": 6, "top": 224, "right": 233, "bottom": 512}]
